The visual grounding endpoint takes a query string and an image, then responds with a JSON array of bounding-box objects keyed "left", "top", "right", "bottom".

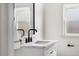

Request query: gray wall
[
  {"left": 0, "top": 3, "right": 9, "bottom": 56},
  {"left": 0, "top": 4, "right": 1, "bottom": 56},
  {"left": 44, "top": 3, "right": 79, "bottom": 56}
]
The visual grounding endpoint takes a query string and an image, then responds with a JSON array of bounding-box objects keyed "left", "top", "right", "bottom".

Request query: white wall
[
  {"left": 44, "top": 3, "right": 79, "bottom": 56},
  {"left": 35, "top": 3, "right": 44, "bottom": 40}
]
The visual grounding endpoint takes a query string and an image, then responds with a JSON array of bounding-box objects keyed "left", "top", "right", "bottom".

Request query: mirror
[
  {"left": 63, "top": 4, "right": 79, "bottom": 36},
  {"left": 14, "top": 3, "right": 35, "bottom": 37}
]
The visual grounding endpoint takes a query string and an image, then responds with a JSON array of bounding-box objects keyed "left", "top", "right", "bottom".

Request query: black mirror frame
[{"left": 33, "top": 3, "right": 36, "bottom": 34}]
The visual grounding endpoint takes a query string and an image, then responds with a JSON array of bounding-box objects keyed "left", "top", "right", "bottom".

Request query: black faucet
[
  {"left": 25, "top": 29, "right": 37, "bottom": 43},
  {"left": 17, "top": 29, "right": 25, "bottom": 37}
]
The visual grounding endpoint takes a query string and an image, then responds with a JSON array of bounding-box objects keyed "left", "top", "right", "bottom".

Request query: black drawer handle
[{"left": 67, "top": 44, "right": 74, "bottom": 47}]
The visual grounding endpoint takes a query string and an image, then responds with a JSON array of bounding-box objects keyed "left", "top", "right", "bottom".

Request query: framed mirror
[
  {"left": 14, "top": 3, "right": 35, "bottom": 37},
  {"left": 63, "top": 4, "right": 79, "bottom": 36}
]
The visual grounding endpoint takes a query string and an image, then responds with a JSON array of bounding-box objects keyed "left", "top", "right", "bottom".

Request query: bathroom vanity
[
  {"left": 15, "top": 40, "right": 57, "bottom": 56},
  {"left": 13, "top": 3, "right": 57, "bottom": 56}
]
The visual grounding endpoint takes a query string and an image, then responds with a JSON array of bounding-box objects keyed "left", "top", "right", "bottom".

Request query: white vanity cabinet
[{"left": 15, "top": 43, "right": 57, "bottom": 56}]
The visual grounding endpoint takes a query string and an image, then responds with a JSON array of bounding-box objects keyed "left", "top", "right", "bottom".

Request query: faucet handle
[
  {"left": 28, "top": 37, "right": 32, "bottom": 42},
  {"left": 25, "top": 37, "right": 32, "bottom": 43},
  {"left": 30, "top": 37, "right": 32, "bottom": 42},
  {"left": 25, "top": 38, "right": 28, "bottom": 43}
]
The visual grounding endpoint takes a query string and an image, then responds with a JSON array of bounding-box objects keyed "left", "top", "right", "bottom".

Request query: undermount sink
[{"left": 35, "top": 41, "right": 50, "bottom": 44}]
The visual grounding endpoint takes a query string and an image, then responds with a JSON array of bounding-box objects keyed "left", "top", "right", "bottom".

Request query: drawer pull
[{"left": 50, "top": 50, "right": 54, "bottom": 54}]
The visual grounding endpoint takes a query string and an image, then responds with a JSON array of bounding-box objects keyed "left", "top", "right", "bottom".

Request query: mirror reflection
[{"left": 14, "top": 3, "right": 33, "bottom": 36}]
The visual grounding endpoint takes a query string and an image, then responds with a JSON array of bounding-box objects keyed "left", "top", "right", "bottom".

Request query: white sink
[
  {"left": 21, "top": 40, "right": 58, "bottom": 48},
  {"left": 35, "top": 41, "right": 50, "bottom": 44},
  {"left": 31, "top": 40, "right": 58, "bottom": 48}
]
